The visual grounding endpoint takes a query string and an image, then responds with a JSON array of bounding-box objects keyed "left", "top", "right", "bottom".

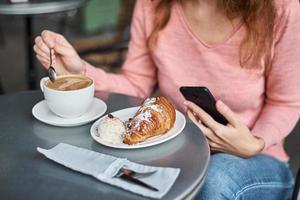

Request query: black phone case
[{"left": 180, "top": 86, "right": 228, "bottom": 125}]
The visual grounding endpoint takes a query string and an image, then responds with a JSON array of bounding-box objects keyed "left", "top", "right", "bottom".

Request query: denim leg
[{"left": 196, "top": 153, "right": 294, "bottom": 200}]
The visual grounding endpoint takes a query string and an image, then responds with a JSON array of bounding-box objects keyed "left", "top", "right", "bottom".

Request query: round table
[
  {"left": 0, "top": 0, "right": 87, "bottom": 90},
  {"left": 0, "top": 91, "right": 210, "bottom": 200}
]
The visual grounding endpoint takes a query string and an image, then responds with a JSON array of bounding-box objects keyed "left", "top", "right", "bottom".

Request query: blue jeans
[{"left": 196, "top": 153, "right": 294, "bottom": 200}]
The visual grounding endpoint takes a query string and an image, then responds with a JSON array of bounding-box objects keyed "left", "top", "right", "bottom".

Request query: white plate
[
  {"left": 32, "top": 98, "right": 107, "bottom": 127},
  {"left": 90, "top": 107, "right": 186, "bottom": 149}
]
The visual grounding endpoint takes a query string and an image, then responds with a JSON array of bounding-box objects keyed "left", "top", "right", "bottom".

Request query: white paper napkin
[{"left": 37, "top": 143, "right": 180, "bottom": 199}]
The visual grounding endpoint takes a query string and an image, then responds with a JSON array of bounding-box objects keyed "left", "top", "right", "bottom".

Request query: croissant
[{"left": 123, "top": 96, "right": 176, "bottom": 145}]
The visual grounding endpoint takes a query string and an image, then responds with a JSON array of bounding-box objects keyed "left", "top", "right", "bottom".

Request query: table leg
[{"left": 25, "top": 16, "right": 36, "bottom": 90}]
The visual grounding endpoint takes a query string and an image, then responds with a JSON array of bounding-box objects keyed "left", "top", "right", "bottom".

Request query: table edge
[
  {"left": 175, "top": 136, "right": 211, "bottom": 200},
  {"left": 0, "top": 0, "right": 86, "bottom": 15}
]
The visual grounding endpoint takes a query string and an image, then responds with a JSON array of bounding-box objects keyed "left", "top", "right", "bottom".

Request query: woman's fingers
[
  {"left": 41, "top": 30, "right": 58, "bottom": 48},
  {"left": 210, "top": 147, "right": 225, "bottom": 153},
  {"left": 206, "top": 138, "right": 225, "bottom": 151},
  {"left": 33, "top": 44, "right": 49, "bottom": 61},
  {"left": 216, "top": 100, "right": 240, "bottom": 127},
  {"left": 35, "top": 30, "right": 85, "bottom": 76},
  {"left": 35, "top": 35, "right": 72, "bottom": 71},
  {"left": 41, "top": 30, "right": 73, "bottom": 56},
  {"left": 197, "top": 122, "right": 224, "bottom": 145},
  {"left": 34, "top": 45, "right": 56, "bottom": 63},
  {"left": 187, "top": 109, "right": 200, "bottom": 123},
  {"left": 53, "top": 42, "right": 74, "bottom": 57},
  {"left": 187, "top": 109, "right": 223, "bottom": 144},
  {"left": 35, "top": 36, "right": 50, "bottom": 55},
  {"left": 36, "top": 54, "right": 49, "bottom": 68},
  {"left": 34, "top": 36, "right": 57, "bottom": 64},
  {"left": 184, "top": 101, "right": 221, "bottom": 132},
  {"left": 54, "top": 32, "right": 73, "bottom": 48}
]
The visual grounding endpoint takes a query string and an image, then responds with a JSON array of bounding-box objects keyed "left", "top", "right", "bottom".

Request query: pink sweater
[{"left": 86, "top": 0, "right": 300, "bottom": 161}]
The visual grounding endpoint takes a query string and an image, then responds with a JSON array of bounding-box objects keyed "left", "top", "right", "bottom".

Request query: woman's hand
[
  {"left": 184, "top": 100, "right": 265, "bottom": 158},
  {"left": 33, "top": 30, "right": 85, "bottom": 75}
]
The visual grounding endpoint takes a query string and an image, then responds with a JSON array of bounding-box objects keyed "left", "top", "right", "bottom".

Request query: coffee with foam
[
  {"left": 46, "top": 76, "right": 92, "bottom": 91},
  {"left": 40, "top": 75, "right": 95, "bottom": 118}
]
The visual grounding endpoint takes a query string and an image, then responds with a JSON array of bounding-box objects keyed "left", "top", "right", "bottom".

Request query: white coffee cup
[{"left": 40, "top": 75, "right": 95, "bottom": 118}]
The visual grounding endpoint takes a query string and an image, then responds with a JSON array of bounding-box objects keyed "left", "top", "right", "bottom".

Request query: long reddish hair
[{"left": 148, "top": 0, "right": 277, "bottom": 69}]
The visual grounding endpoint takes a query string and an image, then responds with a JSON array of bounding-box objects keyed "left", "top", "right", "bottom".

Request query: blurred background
[{"left": 0, "top": 0, "right": 135, "bottom": 93}]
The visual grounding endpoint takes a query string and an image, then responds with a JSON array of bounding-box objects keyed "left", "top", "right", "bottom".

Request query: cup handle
[{"left": 40, "top": 77, "right": 47, "bottom": 93}]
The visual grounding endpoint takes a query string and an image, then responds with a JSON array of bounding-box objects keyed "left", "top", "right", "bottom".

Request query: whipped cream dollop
[{"left": 96, "top": 114, "right": 125, "bottom": 144}]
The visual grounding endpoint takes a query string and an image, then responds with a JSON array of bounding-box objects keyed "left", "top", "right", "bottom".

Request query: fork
[
  {"left": 115, "top": 166, "right": 157, "bottom": 178},
  {"left": 115, "top": 167, "right": 159, "bottom": 191}
]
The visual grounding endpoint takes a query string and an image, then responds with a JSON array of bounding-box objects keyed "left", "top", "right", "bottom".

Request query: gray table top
[
  {"left": 0, "top": 91, "right": 210, "bottom": 200},
  {"left": 0, "top": 0, "right": 86, "bottom": 15}
]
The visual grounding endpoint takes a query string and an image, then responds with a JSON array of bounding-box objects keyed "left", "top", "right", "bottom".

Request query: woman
[{"left": 34, "top": 0, "right": 300, "bottom": 199}]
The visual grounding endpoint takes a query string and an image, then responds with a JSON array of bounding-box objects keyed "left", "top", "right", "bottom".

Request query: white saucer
[{"left": 32, "top": 98, "right": 107, "bottom": 127}]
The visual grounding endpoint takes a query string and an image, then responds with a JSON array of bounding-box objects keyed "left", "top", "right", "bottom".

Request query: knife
[{"left": 119, "top": 170, "right": 159, "bottom": 191}]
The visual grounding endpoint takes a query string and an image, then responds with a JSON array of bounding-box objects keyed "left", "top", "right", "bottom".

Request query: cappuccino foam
[{"left": 46, "top": 76, "right": 92, "bottom": 91}]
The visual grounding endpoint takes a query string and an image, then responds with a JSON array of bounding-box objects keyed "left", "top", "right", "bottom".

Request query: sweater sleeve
[
  {"left": 251, "top": 0, "right": 300, "bottom": 149},
  {"left": 85, "top": 0, "right": 156, "bottom": 98}
]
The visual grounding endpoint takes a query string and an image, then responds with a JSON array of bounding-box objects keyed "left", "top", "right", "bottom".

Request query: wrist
[
  {"left": 255, "top": 137, "right": 265, "bottom": 152},
  {"left": 248, "top": 136, "right": 265, "bottom": 157}
]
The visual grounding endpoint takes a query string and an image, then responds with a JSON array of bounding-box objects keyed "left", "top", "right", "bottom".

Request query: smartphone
[{"left": 180, "top": 86, "right": 228, "bottom": 125}]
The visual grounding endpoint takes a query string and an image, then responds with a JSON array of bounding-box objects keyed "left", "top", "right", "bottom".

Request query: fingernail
[{"left": 183, "top": 101, "right": 188, "bottom": 105}]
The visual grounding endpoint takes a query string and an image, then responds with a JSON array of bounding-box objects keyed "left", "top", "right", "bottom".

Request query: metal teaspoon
[{"left": 48, "top": 49, "right": 56, "bottom": 82}]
